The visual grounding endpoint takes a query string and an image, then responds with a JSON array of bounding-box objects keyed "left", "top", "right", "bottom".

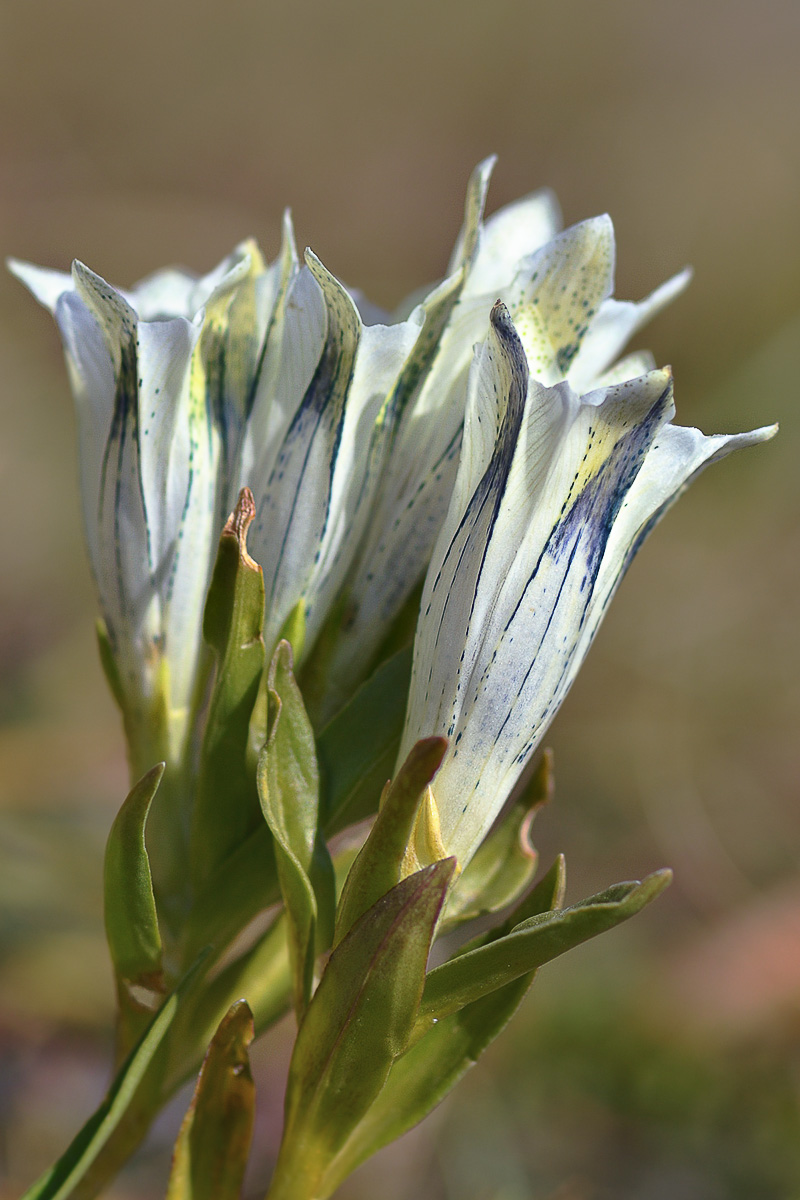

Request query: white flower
[
  {"left": 8, "top": 245, "right": 266, "bottom": 768},
  {"left": 9, "top": 220, "right": 423, "bottom": 744},
  {"left": 399, "top": 301, "right": 776, "bottom": 871},
  {"left": 238, "top": 231, "right": 423, "bottom": 663},
  {"left": 318, "top": 162, "right": 689, "bottom": 719}
]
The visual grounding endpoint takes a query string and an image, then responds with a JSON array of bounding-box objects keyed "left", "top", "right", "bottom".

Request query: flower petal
[
  {"left": 568, "top": 268, "right": 691, "bottom": 392},
  {"left": 505, "top": 216, "right": 615, "bottom": 384},
  {"left": 7, "top": 258, "right": 73, "bottom": 311},
  {"left": 404, "top": 299, "right": 682, "bottom": 864},
  {"left": 250, "top": 248, "right": 421, "bottom": 659},
  {"left": 401, "top": 302, "right": 529, "bottom": 757},
  {"left": 461, "top": 187, "right": 562, "bottom": 299}
]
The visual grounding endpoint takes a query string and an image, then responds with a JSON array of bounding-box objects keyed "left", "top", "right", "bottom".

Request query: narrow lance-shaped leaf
[
  {"left": 21, "top": 952, "right": 210, "bottom": 1200},
  {"left": 441, "top": 749, "right": 554, "bottom": 934},
  {"left": 447, "top": 853, "right": 568, "bottom": 962},
  {"left": 104, "top": 764, "right": 165, "bottom": 1060},
  {"left": 258, "top": 641, "right": 335, "bottom": 1019},
  {"left": 266, "top": 860, "right": 455, "bottom": 1200},
  {"left": 165, "top": 1001, "right": 255, "bottom": 1200},
  {"left": 105, "top": 764, "right": 165, "bottom": 988},
  {"left": 318, "top": 857, "right": 566, "bottom": 1199},
  {"left": 413, "top": 870, "right": 672, "bottom": 1041},
  {"left": 192, "top": 488, "right": 266, "bottom": 889},
  {"left": 334, "top": 736, "right": 448, "bottom": 944}
]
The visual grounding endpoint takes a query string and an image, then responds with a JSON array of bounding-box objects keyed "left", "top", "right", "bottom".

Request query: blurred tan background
[{"left": 1, "top": 1, "right": 799, "bottom": 1196}]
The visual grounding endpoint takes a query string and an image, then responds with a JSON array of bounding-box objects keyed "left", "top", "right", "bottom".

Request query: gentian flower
[
  {"left": 239, "top": 235, "right": 423, "bottom": 664},
  {"left": 398, "top": 301, "right": 776, "bottom": 871},
  {"left": 9, "top": 245, "right": 266, "bottom": 771},
  {"left": 318, "top": 163, "right": 689, "bottom": 719}
]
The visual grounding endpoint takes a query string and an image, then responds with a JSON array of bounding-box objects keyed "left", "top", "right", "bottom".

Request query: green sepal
[
  {"left": 268, "top": 860, "right": 455, "bottom": 1200},
  {"left": 165, "top": 1001, "right": 255, "bottom": 1200},
  {"left": 258, "top": 641, "right": 335, "bottom": 1019},
  {"left": 414, "top": 870, "right": 672, "bottom": 1040},
  {"left": 441, "top": 750, "right": 554, "bottom": 935},
  {"left": 192, "top": 488, "right": 266, "bottom": 888},
  {"left": 96, "top": 618, "right": 172, "bottom": 784},
  {"left": 104, "top": 764, "right": 165, "bottom": 1059},
  {"left": 317, "top": 858, "right": 565, "bottom": 1197},
  {"left": 334, "top": 736, "right": 448, "bottom": 944},
  {"left": 96, "top": 618, "right": 127, "bottom": 713},
  {"left": 20, "top": 952, "right": 210, "bottom": 1200},
  {"left": 317, "top": 646, "right": 412, "bottom": 835},
  {"left": 167, "top": 918, "right": 291, "bottom": 1095}
]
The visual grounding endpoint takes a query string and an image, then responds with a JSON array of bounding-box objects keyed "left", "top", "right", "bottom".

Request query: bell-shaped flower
[
  {"left": 399, "top": 302, "right": 776, "bottom": 871},
  {"left": 318, "top": 163, "right": 689, "bottom": 718},
  {"left": 238, "top": 238, "right": 423, "bottom": 665},
  {"left": 8, "top": 245, "right": 267, "bottom": 771}
]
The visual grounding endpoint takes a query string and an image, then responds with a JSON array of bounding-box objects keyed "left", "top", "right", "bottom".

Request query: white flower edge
[
  {"left": 322, "top": 206, "right": 689, "bottom": 717},
  {"left": 8, "top": 248, "right": 258, "bottom": 761},
  {"left": 400, "top": 301, "right": 776, "bottom": 870}
]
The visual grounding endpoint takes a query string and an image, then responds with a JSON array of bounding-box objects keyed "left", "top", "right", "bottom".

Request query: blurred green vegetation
[{"left": 1, "top": 1, "right": 798, "bottom": 1196}]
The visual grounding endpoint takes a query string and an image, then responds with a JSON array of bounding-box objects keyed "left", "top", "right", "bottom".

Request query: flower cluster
[
  {"left": 12, "top": 161, "right": 778, "bottom": 1200},
  {"left": 10, "top": 159, "right": 774, "bottom": 873}
]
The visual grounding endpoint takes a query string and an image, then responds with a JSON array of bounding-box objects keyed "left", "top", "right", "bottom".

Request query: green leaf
[
  {"left": 414, "top": 870, "right": 672, "bottom": 1039},
  {"left": 317, "top": 646, "right": 412, "bottom": 835},
  {"left": 165, "top": 1001, "right": 255, "bottom": 1200},
  {"left": 318, "top": 858, "right": 566, "bottom": 1197},
  {"left": 441, "top": 750, "right": 554, "bottom": 934},
  {"left": 258, "top": 642, "right": 335, "bottom": 1019},
  {"left": 324, "top": 982, "right": 532, "bottom": 1198},
  {"left": 334, "top": 736, "right": 447, "bottom": 944},
  {"left": 191, "top": 488, "right": 266, "bottom": 888},
  {"left": 267, "top": 860, "right": 454, "bottom": 1200},
  {"left": 104, "top": 763, "right": 164, "bottom": 990},
  {"left": 487, "top": 853, "right": 567, "bottom": 942},
  {"left": 21, "top": 953, "right": 209, "bottom": 1200}
]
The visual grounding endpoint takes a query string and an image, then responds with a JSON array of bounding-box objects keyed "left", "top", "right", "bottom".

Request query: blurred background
[{"left": 0, "top": 0, "right": 798, "bottom": 1196}]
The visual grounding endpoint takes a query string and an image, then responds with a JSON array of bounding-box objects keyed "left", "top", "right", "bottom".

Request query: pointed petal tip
[
  {"left": 7, "top": 257, "right": 73, "bottom": 310},
  {"left": 706, "top": 421, "right": 778, "bottom": 451},
  {"left": 490, "top": 297, "right": 510, "bottom": 324},
  {"left": 281, "top": 208, "right": 298, "bottom": 254},
  {"left": 585, "top": 212, "right": 614, "bottom": 237},
  {"left": 474, "top": 153, "right": 498, "bottom": 180},
  {"left": 646, "top": 266, "right": 693, "bottom": 308},
  {"left": 489, "top": 298, "right": 525, "bottom": 349},
  {"left": 6, "top": 255, "right": 27, "bottom": 279},
  {"left": 303, "top": 246, "right": 329, "bottom": 280},
  {"left": 71, "top": 258, "right": 115, "bottom": 295}
]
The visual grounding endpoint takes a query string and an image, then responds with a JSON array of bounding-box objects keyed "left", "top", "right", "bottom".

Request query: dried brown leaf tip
[{"left": 224, "top": 486, "right": 258, "bottom": 569}]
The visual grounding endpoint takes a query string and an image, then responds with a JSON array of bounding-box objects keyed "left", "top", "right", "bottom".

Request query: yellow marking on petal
[
  {"left": 402, "top": 785, "right": 455, "bottom": 876},
  {"left": 72, "top": 262, "right": 137, "bottom": 371},
  {"left": 508, "top": 221, "right": 614, "bottom": 380}
]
